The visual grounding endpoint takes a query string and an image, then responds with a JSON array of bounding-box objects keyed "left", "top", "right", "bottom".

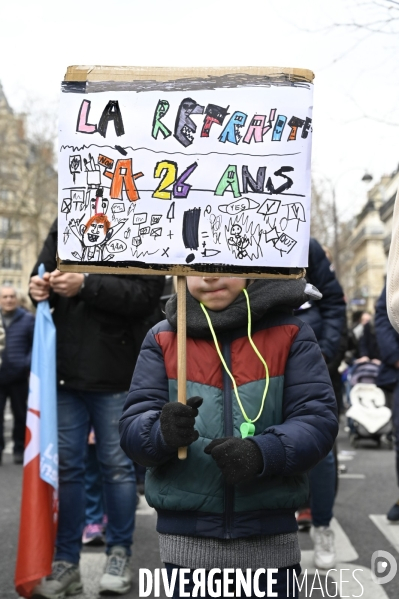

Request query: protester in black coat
[
  {"left": 374, "top": 285, "right": 399, "bottom": 521},
  {"left": 30, "top": 219, "right": 164, "bottom": 392},
  {"left": 29, "top": 218, "right": 165, "bottom": 596},
  {"left": 296, "top": 238, "right": 346, "bottom": 361}
]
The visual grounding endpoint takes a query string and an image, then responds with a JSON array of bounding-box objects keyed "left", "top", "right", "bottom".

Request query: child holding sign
[{"left": 120, "top": 276, "right": 338, "bottom": 598}]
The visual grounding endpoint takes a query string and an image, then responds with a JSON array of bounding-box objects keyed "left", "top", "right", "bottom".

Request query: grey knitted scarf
[{"left": 165, "top": 278, "right": 309, "bottom": 338}]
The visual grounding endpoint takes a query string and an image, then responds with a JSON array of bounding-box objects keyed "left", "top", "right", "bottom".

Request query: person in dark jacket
[
  {"left": 0, "top": 285, "right": 33, "bottom": 464},
  {"left": 296, "top": 239, "right": 346, "bottom": 361},
  {"left": 374, "top": 284, "right": 399, "bottom": 521},
  {"left": 29, "top": 219, "right": 164, "bottom": 598},
  {"left": 120, "top": 276, "right": 338, "bottom": 599},
  {"left": 358, "top": 317, "right": 381, "bottom": 363},
  {"left": 294, "top": 238, "right": 346, "bottom": 570}
]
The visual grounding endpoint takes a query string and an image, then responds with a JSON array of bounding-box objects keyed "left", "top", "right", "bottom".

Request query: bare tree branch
[
  {"left": 333, "top": 0, "right": 399, "bottom": 33},
  {"left": 318, "top": 29, "right": 376, "bottom": 69}
]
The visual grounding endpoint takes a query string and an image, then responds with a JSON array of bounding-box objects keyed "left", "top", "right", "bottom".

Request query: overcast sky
[{"left": 1, "top": 0, "right": 398, "bottom": 218}]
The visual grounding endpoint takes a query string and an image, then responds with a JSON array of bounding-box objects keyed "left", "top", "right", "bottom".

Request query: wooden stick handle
[{"left": 177, "top": 276, "right": 187, "bottom": 460}]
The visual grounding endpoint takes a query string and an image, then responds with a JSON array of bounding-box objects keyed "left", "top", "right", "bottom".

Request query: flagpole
[{"left": 177, "top": 276, "right": 187, "bottom": 460}]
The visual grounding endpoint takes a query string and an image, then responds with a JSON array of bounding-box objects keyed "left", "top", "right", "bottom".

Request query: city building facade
[
  {"left": 348, "top": 167, "right": 399, "bottom": 314},
  {"left": 0, "top": 83, "right": 57, "bottom": 297}
]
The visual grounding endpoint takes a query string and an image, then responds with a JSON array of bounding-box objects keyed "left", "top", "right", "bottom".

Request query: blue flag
[{"left": 30, "top": 263, "right": 58, "bottom": 489}]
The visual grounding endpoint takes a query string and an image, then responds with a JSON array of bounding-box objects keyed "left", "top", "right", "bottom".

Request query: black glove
[
  {"left": 160, "top": 396, "right": 203, "bottom": 449},
  {"left": 204, "top": 436, "right": 263, "bottom": 485}
]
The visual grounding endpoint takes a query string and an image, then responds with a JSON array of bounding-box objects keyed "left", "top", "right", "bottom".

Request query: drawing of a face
[
  {"left": 234, "top": 115, "right": 245, "bottom": 142},
  {"left": 174, "top": 98, "right": 204, "bottom": 147},
  {"left": 201, "top": 104, "right": 229, "bottom": 137},
  {"left": 69, "top": 155, "right": 81, "bottom": 174},
  {"left": 231, "top": 224, "right": 242, "bottom": 236},
  {"left": 85, "top": 222, "right": 105, "bottom": 245},
  {"left": 83, "top": 214, "right": 111, "bottom": 247}
]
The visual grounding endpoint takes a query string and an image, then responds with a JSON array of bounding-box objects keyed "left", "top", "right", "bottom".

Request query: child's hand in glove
[
  {"left": 160, "top": 396, "right": 203, "bottom": 449},
  {"left": 204, "top": 437, "right": 263, "bottom": 485}
]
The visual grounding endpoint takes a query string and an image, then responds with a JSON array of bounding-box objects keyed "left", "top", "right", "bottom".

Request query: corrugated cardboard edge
[
  {"left": 64, "top": 65, "right": 314, "bottom": 83},
  {"left": 57, "top": 259, "right": 306, "bottom": 279}
]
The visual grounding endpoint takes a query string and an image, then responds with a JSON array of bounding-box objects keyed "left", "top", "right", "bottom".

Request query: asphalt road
[{"left": 1, "top": 408, "right": 399, "bottom": 599}]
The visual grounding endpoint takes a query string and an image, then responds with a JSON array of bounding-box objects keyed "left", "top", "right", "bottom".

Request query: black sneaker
[{"left": 14, "top": 452, "right": 24, "bottom": 465}]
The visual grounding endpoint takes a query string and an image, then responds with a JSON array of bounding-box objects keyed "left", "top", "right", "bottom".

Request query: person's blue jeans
[
  {"left": 165, "top": 563, "right": 301, "bottom": 598},
  {"left": 85, "top": 443, "right": 105, "bottom": 525},
  {"left": 309, "top": 450, "right": 336, "bottom": 527},
  {"left": 56, "top": 388, "right": 136, "bottom": 564}
]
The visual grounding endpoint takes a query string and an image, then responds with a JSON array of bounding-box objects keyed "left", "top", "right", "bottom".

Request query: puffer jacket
[{"left": 120, "top": 279, "right": 338, "bottom": 539}]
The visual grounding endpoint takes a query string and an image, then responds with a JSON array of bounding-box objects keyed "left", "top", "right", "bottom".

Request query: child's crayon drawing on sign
[{"left": 58, "top": 68, "right": 313, "bottom": 272}]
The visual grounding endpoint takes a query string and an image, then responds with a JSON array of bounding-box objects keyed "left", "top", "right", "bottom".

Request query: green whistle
[{"left": 240, "top": 422, "right": 255, "bottom": 438}]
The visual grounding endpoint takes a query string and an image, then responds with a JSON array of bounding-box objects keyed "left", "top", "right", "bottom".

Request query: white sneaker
[
  {"left": 310, "top": 526, "right": 336, "bottom": 570},
  {"left": 99, "top": 546, "right": 132, "bottom": 595},
  {"left": 31, "top": 561, "right": 83, "bottom": 599}
]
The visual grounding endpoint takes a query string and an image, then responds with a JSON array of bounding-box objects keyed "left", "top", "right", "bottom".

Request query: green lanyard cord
[{"left": 200, "top": 288, "right": 269, "bottom": 424}]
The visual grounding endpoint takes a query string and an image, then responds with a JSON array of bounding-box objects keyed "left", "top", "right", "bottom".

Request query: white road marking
[
  {"left": 136, "top": 496, "right": 156, "bottom": 516},
  {"left": 337, "top": 454, "right": 355, "bottom": 462},
  {"left": 330, "top": 517, "right": 359, "bottom": 562},
  {"left": 339, "top": 473, "right": 366, "bottom": 479},
  {"left": 370, "top": 514, "right": 399, "bottom": 553}
]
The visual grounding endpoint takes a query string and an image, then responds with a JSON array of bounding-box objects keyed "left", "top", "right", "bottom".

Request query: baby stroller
[{"left": 346, "top": 362, "right": 393, "bottom": 448}]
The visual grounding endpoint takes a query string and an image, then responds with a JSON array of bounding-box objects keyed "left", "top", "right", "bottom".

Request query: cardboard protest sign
[{"left": 58, "top": 66, "right": 314, "bottom": 277}]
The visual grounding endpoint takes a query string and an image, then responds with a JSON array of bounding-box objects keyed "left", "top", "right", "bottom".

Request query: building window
[
  {"left": 0, "top": 218, "right": 21, "bottom": 239},
  {"left": 0, "top": 217, "right": 11, "bottom": 233},
  {"left": 0, "top": 249, "right": 22, "bottom": 270},
  {"left": 0, "top": 189, "right": 14, "bottom": 201},
  {"left": 1, "top": 249, "right": 12, "bottom": 268}
]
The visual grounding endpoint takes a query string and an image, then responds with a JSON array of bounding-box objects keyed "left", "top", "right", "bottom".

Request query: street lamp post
[{"left": 332, "top": 186, "right": 340, "bottom": 280}]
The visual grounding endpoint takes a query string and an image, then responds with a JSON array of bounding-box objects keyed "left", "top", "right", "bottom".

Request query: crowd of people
[{"left": 1, "top": 223, "right": 399, "bottom": 598}]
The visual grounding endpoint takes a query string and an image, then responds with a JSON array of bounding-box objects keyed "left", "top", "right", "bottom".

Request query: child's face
[{"left": 187, "top": 277, "right": 247, "bottom": 311}]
